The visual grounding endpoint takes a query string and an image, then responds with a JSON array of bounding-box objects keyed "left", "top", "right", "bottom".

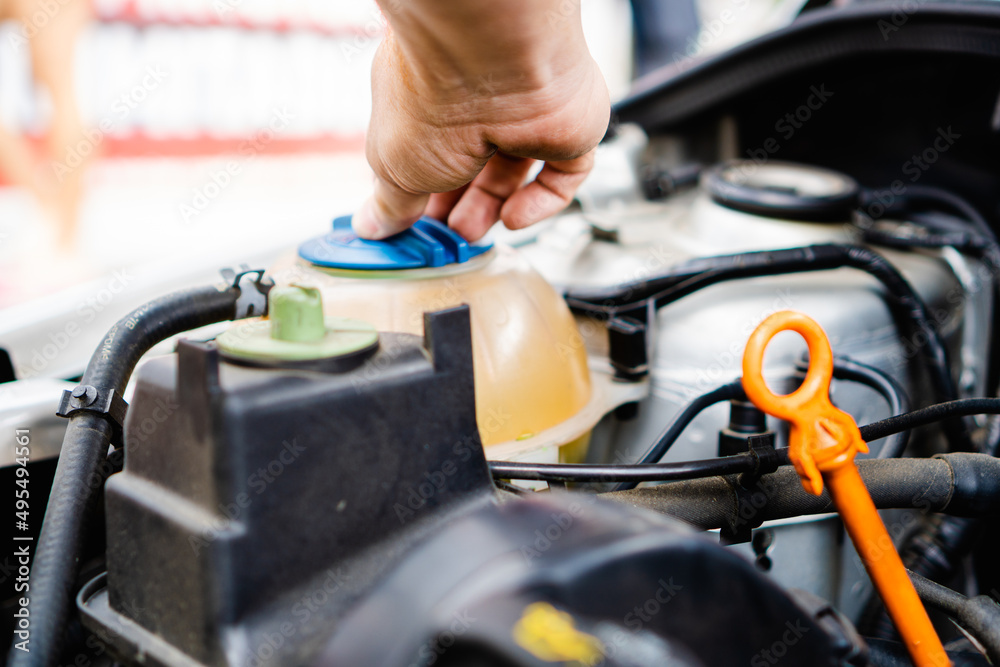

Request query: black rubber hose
[
  {"left": 830, "top": 357, "right": 911, "bottom": 458},
  {"left": 490, "top": 398, "right": 1000, "bottom": 485},
  {"left": 860, "top": 186, "right": 998, "bottom": 266},
  {"left": 861, "top": 185, "right": 1000, "bottom": 398},
  {"left": 823, "top": 245, "right": 968, "bottom": 450},
  {"left": 858, "top": 215, "right": 992, "bottom": 256},
  {"left": 859, "top": 398, "right": 1000, "bottom": 444},
  {"left": 986, "top": 416, "right": 1000, "bottom": 457},
  {"left": 638, "top": 381, "right": 747, "bottom": 465},
  {"left": 860, "top": 515, "right": 983, "bottom": 642},
  {"left": 907, "top": 570, "right": 1000, "bottom": 665},
  {"left": 611, "top": 380, "right": 746, "bottom": 491},
  {"left": 82, "top": 285, "right": 240, "bottom": 395},
  {"left": 489, "top": 448, "right": 789, "bottom": 484},
  {"left": 10, "top": 285, "right": 242, "bottom": 667},
  {"left": 613, "top": 359, "right": 905, "bottom": 491},
  {"left": 566, "top": 244, "right": 971, "bottom": 451},
  {"left": 893, "top": 185, "right": 999, "bottom": 251},
  {"left": 597, "top": 453, "right": 1000, "bottom": 530}
]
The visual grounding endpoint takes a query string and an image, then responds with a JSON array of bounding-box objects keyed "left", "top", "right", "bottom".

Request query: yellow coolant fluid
[{"left": 267, "top": 216, "right": 596, "bottom": 458}]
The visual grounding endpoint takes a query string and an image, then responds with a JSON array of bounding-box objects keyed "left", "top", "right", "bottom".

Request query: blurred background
[{"left": 0, "top": 0, "right": 809, "bottom": 378}]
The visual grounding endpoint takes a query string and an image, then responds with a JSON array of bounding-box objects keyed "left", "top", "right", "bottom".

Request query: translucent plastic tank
[{"left": 266, "top": 217, "right": 595, "bottom": 455}]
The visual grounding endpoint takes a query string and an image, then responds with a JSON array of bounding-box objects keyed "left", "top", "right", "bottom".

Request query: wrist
[{"left": 378, "top": 0, "right": 592, "bottom": 100}]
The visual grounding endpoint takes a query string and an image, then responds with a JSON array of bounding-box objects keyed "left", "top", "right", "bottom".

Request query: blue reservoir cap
[{"left": 299, "top": 216, "right": 494, "bottom": 270}]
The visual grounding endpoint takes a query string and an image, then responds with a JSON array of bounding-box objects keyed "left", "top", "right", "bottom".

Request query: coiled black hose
[
  {"left": 9, "top": 284, "right": 246, "bottom": 667},
  {"left": 871, "top": 184, "right": 1000, "bottom": 255},
  {"left": 858, "top": 212, "right": 994, "bottom": 256}
]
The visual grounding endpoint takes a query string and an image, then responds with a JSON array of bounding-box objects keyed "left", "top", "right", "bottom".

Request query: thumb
[{"left": 352, "top": 175, "right": 430, "bottom": 240}]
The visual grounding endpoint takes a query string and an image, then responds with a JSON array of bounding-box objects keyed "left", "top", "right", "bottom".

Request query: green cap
[
  {"left": 216, "top": 285, "right": 378, "bottom": 364},
  {"left": 270, "top": 286, "right": 326, "bottom": 342}
]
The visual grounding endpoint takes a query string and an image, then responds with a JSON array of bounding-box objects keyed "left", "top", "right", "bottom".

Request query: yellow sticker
[{"left": 512, "top": 602, "right": 604, "bottom": 665}]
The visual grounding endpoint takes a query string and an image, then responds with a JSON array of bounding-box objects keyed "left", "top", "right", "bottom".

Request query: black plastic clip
[
  {"left": 221, "top": 265, "right": 274, "bottom": 320},
  {"left": 720, "top": 434, "right": 780, "bottom": 545},
  {"left": 607, "top": 316, "right": 648, "bottom": 381},
  {"left": 57, "top": 385, "right": 129, "bottom": 448},
  {"left": 743, "top": 434, "right": 782, "bottom": 481}
]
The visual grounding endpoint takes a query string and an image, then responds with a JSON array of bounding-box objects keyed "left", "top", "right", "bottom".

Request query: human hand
[{"left": 353, "top": 0, "right": 611, "bottom": 242}]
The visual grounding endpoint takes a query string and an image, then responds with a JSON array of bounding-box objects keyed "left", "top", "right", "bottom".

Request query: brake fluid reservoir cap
[
  {"left": 216, "top": 285, "right": 378, "bottom": 369},
  {"left": 298, "top": 215, "right": 493, "bottom": 270}
]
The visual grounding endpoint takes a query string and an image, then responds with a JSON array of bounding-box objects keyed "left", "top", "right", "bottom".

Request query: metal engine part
[
  {"left": 75, "top": 305, "right": 865, "bottom": 667},
  {"left": 518, "top": 155, "right": 991, "bottom": 623}
]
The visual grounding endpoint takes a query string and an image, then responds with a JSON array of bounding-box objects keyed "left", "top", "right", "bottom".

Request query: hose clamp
[
  {"left": 57, "top": 385, "right": 129, "bottom": 447},
  {"left": 221, "top": 265, "right": 275, "bottom": 320}
]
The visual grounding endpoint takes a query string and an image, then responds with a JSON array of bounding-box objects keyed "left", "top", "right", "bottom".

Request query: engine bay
[{"left": 5, "top": 3, "right": 1000, "bottom": 666}]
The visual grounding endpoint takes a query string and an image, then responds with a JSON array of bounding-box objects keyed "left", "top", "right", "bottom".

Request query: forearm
[{"left": 376, "top": 0, "right": 590, "bottom": 96}]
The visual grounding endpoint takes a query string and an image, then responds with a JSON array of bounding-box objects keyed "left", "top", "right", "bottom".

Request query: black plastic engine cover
[
  {"left": 318, "top": 493, "right": 867, "bottom": 667},
  {"left": 91, "top": 306, "right": 494, "bottom": 666}
]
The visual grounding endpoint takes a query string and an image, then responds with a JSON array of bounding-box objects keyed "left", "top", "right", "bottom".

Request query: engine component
[
  {"left": 269, "top": 215, "right": 643, "bottom": 460},
  {"left": 71, "top": 298, "right": 868, "bottom": 667},
  {"left": 705, "top": 161, "right": 860, "bottom": 222},
  {"left": 81, "top": 305, "right": 491, "bottom": 666},
  {"left": 906, "top": 570, "right": 1000, "bottom": 664},
  {"left": 8, "top": 6, "right": 1000, "bottom": 664},
  {"left": 524, "top": 155, "right": 986, "bottom": 622},
  {"left": 216, "top": 284, "right": 379, "bottom": 371},
  {"left": 11, "top": 270, "right": 274, "bottom": 667},
  {"left": 599, "top": 452, "right": 1000, "bottom": 529},
  {"left": 741, "top": 311, "right": 946, "bottom": 666},
  {"left": 316, "top": 493, "right": 867, "bottom": 667}
]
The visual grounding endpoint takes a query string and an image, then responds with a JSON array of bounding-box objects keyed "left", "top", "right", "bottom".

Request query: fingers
[
  {"left": 358, "top": 149, "right": 594, "bottom": 242},
  {"left": 500, "top": 150, "right": 595, "bottom": 230},
  {"left": 425, "top": 185, "right": 469, "bottom": 222},
  {"left": 447, "top": 153, "right": 535, "bottom": 241},
  {"left": 353, "top": 176, "right": 431, "bottom": 240}
]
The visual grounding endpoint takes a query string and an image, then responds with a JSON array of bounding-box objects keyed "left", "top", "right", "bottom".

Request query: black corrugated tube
[
  {"left": 598, "top": 453, "right": 1000, "bottom": 530},
  {"left": 859, "top": 514, "right": 983, "bottom": 642}
]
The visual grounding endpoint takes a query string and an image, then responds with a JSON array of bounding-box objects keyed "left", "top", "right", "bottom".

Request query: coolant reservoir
[{"left": 267, "top": 216, "right": 604, "bottom": 458}]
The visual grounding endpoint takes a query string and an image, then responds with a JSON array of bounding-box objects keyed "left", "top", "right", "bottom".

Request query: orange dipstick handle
[{"left": 742, "top": 311, "right": 950, "bottom": 667}]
